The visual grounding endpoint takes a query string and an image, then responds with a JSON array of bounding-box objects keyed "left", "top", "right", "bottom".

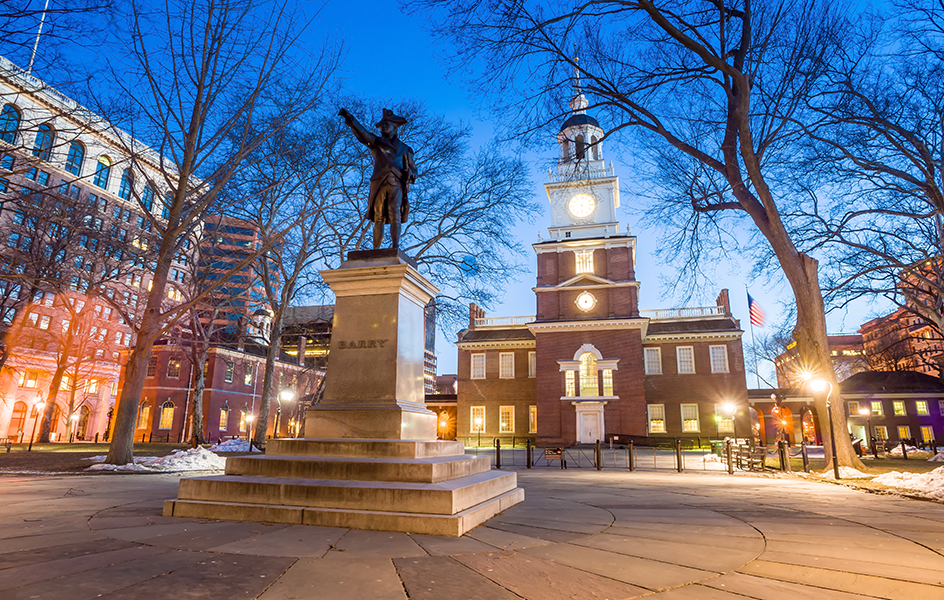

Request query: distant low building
[{"left": 775, "top": 334, "right": 867, "bottom": 388}]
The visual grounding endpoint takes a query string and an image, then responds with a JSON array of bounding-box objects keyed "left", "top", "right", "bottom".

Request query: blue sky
[{"left": 308, "top": 1, "right": 891, "bottom": 380}]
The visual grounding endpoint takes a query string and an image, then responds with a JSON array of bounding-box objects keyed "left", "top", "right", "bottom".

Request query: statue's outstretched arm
[{"left": 338, "top": 108, "right": 376, "bottom": 148}]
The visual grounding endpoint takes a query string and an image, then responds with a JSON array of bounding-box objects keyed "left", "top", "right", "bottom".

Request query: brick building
[
  {"left": 456, "top": 84, "right": 748, "bottom": 447},
  {"left": 775, "top": 334, "right": 867, "bottom": 388}
]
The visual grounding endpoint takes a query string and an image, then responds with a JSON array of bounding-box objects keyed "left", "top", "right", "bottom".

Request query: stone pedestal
[{"left": 163, "top": 251, "right": 524, "bottom": 537}]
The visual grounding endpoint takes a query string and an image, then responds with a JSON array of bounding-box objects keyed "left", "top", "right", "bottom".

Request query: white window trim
[
  {"left": 709, "top": 345, "right": 729, "bottom": 373},
  {"left": 499, "top": 405, "right": 515, "bottom": 433},
  {"left": 847, "top": 400, "right": 860, "bottom": 416},
  {"left": 647, "top": 404, "right": 666, "bottom": 434},
  {"left": 644, "top": 347, "right": 662, "bottom": 375},
  {"left": 529, "top": 405, "right": 537, "bottom": 433},
  {"left": 676, "top": 346, "right": 695, "bottom": 374},
  {"left": 528, "top": 351, "right": 536, "bottom": 378},
  {"left": 470, "top": 406, "right": 486, "bottom": 433},
  {"left": 499, "top": 352, "right": 515, "bottom": 379},
  {"left": 471, "top": 353, "right": 486, "bottom": 380},
  {"left": 681, "top": 403, "right": 700, "bottom": 433}
]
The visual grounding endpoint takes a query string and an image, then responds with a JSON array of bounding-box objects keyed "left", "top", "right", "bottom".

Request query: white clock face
[
  {"left": 568, "top": 193, "right": 596, "bottom": 218},
  {"left": 575, "top": 291, "right": 596, "bottom": 312}
]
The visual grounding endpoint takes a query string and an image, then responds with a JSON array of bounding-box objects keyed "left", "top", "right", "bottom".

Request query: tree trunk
[
  {"left": 190, "top": 347, "right": 208, "bottom": 444},
  {"left": 37, "top": 363, "right": 68, "bottom": 443},
  {"left": 253, "top": 317, "right": 283, "bottom": 448}
]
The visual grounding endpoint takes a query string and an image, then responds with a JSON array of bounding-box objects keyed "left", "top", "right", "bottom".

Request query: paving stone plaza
[{"left": 3, "top": 469, "right": 944, "bottom": 599}]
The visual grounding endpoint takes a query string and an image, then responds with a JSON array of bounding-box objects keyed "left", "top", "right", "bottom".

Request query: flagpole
[
  {"left": 27, "top": 0, "right": 51, "bottom": 77},
  {"left": 747, "top": 286, "right": 761, "bottom": 388}
]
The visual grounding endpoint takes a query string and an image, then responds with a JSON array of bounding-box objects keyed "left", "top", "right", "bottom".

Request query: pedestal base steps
[{"left": 163, "top": 438, "right": 524, "bottom": 537}]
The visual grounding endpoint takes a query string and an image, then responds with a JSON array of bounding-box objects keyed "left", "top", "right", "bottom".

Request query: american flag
[{"left": 747, "top": 292, "right": 765, "bottom": 327}]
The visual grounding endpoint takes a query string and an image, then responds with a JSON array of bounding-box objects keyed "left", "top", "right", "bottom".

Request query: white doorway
[{"left": 573, "top": 401, "right": 607, "bottom": 444}]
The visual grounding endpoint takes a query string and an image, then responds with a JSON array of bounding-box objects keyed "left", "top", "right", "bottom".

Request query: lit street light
[
  {"left": 860, "top": 406, "right": 871, "bottom": 451},
  {"left": 474, "top": 416, "right": 483, "bottom": 447},
  {"left": 28, "top": 400, "right": 45, "bottom": 452},
  {"left": 275, "top": 389, "right": 295, "bottom": 439},
  {"left": 810, "top": 378, "right": 841, "bottom": 480},
  {"left": 722, "top": 402, "right": 737, "bottom": 442},
  {"left": 69, "top": 412, "right": 79, "bottom": 443}
]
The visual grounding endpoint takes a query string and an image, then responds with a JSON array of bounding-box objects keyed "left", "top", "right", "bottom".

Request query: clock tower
[{"left": 529, "top": 75, "right": 648, "bottom": 447}]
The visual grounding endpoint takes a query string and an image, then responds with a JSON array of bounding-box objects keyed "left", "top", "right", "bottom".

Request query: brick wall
[{"left": 457, "top": 346, "right": 536, "bottom": 443}]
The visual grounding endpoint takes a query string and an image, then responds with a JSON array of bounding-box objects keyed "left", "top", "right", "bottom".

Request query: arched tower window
[
  {"left": 578, "top": 351, "right": 598, "bottom": 396},
  {"left": 137, "top": 400, "right": 150, "bottom": 429},
  {"left": 33, "top": 124, "right": 54, "bottom": 161},
  {"left": 575, "top": 134, "right": 585, "bottom": 160},
  {"left": 93, "top": 156, "right": 111, "bottom": 189},
  {"left": 0, "top": 104, "right": 20, "bottom": 143},
  {"left": 219, "top": 405, "right": 230, "bottom": 430},
  {"left": 65, "top": 142, "right": 85, "bottom": 175},
  {"left": 159, "top": 400, "right": 175, "bottom": 430},
  {"left": 591, "top": 135, "right": 599, "bottom": 160}
]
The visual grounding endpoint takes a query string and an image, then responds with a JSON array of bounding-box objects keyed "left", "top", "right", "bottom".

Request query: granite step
[
  {"left": 176, "top": 470, "right": 518, "bottom": 515},
  {"left": 163, "top": 487, "right": 525, "bottom": 537},
  {"left": 265, "top": 438, "right": 466, "bottom": 459},
  {"left": 225, "top": 454, "right": 491, "bottom": 483}
]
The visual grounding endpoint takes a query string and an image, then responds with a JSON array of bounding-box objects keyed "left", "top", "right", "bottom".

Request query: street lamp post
[
  {"left": 811, "top": 379, "right": 841, "bottom": 480},
  {"left": 245, "top": 414, "right": 255, "bottom": 450},
  {"left": 474, "top": 417, "right": 482, "bottom": 447},
  {"left": 859, "top": 406, "right": 871, "bottom": 451},
  {"left": 723, "top": 402, "right": 738, "bottom": 443},
  {"left": 28, "top": 401, "right": 45, "bottom": 452},
  {"left": 69, "top": 412, "right": 79, "bottom": 443},
  {"left": 275, "top": 389, "right": 295, "bottom": 439}
]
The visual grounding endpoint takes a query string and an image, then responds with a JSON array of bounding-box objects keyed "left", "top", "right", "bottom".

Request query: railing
[
  {"left": 547, "top": 164, "right": 615, "bottom": 183},
  {"left": 640, "top": 306, "right": 725, "bottom": 320},
  {"left": 474, "top": 315, "right": 534, "bottom": 327}
]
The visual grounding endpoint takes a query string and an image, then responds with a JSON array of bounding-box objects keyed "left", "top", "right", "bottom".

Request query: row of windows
[
  {"left": 147, "top": 355, "right": 256, "bottom": 386},
  {"left": 469, "top": 405, "right": 537, "bottom": 434},
  {"left": 644, "top": 345, "right": 729, "bottom": 375},
  {"left": 873, "top": 424, "right": 937, "bottom": 442},
  {"left": 470, "top": 351, "right": 537, "bottom": 379},
  {"left": 848, "top": 399, "right": 944, "bottom": 417},
  {"left": 18, "top": 369, "right": 118, "bottom": 395},
  {"left": 646, "top": 403, "right": 734, "bottom": 434}
]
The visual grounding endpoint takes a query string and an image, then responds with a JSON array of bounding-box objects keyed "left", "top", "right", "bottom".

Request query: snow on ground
[
  {"left": 814, "top": 466, "right": 873, "bottom": 479},
  {"left": 207, "top": 439, "right": 260, "bottom": 453},
  {"left": 928, "top": 450, "right": 944, "bottom": 462},
  {"left": 873, "top": 466, "right": 944, "bottom": 501},
  {"left": 886, "top": 444, "right": 922, "bottom": 456},
  {"left": 85, "top": 447, "right": 226, "bottom": 472},
  {"left": 702, "top": 453, "right": 722, "bottom": 463}
]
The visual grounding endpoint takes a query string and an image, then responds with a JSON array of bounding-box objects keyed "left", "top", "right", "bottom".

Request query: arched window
[
  {"left": 590, "top": 135, "right": 599, "bottom": 160},
  {"left": 239, "top": 407, "right": 248, "bottom": 432},
  {"left": 0, "top": 104, "right": 20, "bottom": 144},
  {"left": 141, "top": 184, "right": 154, "bottom": 211},
  {"left": 578, "top": 351, "right": 598, "bottom": 397},
  {"left": 159, "top": 400, "right": 175, "bottom": 430},
  {"left": 118, "top": 168, "right": 133, "bottom": 200},
  {"left": 32, "top": 124, "right": 54, "bottom": 160},
  {"left": 93, "top": 156, "right": 111, "bottom": 189},
  {"left": 575, "top": 135, "right": 586, "bottom": 160},
  {"left": 137, "top": 400, "right": 150, "bottom": 429},
  {"left": 64, "top": 142, "right": 85, "bottom": 175},
  {"left": 6, "top": 400, "right": 26, "bottom": 438},
  {"left": 219, "top": 405, "right": 230, "bottom": 430}
]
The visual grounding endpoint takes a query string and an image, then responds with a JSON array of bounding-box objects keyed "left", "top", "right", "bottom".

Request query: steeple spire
[{"left": 569, "top": 48, "right": 588, "bottom": 114}]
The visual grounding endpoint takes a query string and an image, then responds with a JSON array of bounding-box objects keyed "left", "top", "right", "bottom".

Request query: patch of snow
[
  {"left": 886, "top": 444, "right": 921, "bottom": 456},
  {"left": 873, "top": 466, "right": 944, "bottom": 501},
  {"left": 82, "top": 455, "right": 107, "bottom": 462},
  {"left": 929, "top": 450, "right": 944, "bottom": 462},
  {"left": 702, "top": 453, "right": 722, "bottom": 463},
  {"left": 207, "top": 439, "right": 260, "bottom": 453},
  {"left": 815, "top": 466, "right": 873, "bottom": 479},
  {"left": 84, "top": 447, "right": 226, "bottom": 472}
]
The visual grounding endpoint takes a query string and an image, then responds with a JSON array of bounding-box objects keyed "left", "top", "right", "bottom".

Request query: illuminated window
[
  {"left": 137, "top": 401, "right": 150, "bottom": 429},
  {"left": 244, "top": 364, "right": 254, "bottom": 385},
  {"left": 644, "top": 347, "right": 662, "bottom": 375},
  {"left": 602, "top": 369, "right": 613, "bottom": 396},
  {"left": 224, "top": 361, "right": 234, "bottom": 383},
  {"left": 499, "top": 352, "right": 514, "bottom": 378},
  {"left": 897, "top": 425, "right": 911, "bottom": 440},
  {"left": 528, "top": 351, "right": 536, "bottom": 378},
  {"left": 470, "top": 353, "right": 485, "bottom": 379},
  {"left": 648, "top": 404, "right": 666, "bottom": 433},
  {"left": 874, "top": 425, "right": 887, "bottom": 440},
  {"left": 578, "top": 352, "right": 598, "bottom": 396},
  {"left": 871, "top": 401, "right": 884, "bottom": 416},
  {"left": 716, "top": 406, "right": 734, "bottom": 433},
  {"left": 471, "top": 406, "right": 485, "bottom": 432},
  {"left": 916, "top": 401, "right": 929, "bottom": 415},
  {"left": 574, "top": 249, "right": 593, "bottom": 274},
  {"left": 681, "top": 403, "right": 700, "bottom": 433},
  {"left": 893, "top": 401, "right": 906, "bottom": 416},
  {"left": 709, "top": 345, "right": 729, "bottom": 373},
  {"left": 159, "top": 401, "right": 174, "bottom": 429},
  {"left": 239, "top": 407, "right": 248, "bottom": 432},
  {"left": 38, "top": 315, "right": 50, "bottom": 330},
  {"left": 27, "top": 312, "right": 38, "bottom": 326},
  {"left": 921, "top": 425, "right": 934, "bottom": 443},
  {"left": 677, "top": 347, "right": 695, "bottom": 374},
  {"left": 499, "top": 406, "right": 514, "bottom": 433},
  {"left": 529, "top": 405, "right": 537, "bottom": 433},
  {"left": 167, "top": 357, "right": 181, "bottom": 379},
  {"left": 565, "top": 370, "right": 576, "bottom": 397},
  {"left": 847, "top": 401, "right": 860, "bottom": 416},
  {"left": 219, "top": 407, "right": 229, "bottom": 430},
  {"left": 87, "top": 380, "right": 99, "bottom": 394},
  {"left": 19, "top": 371, "right": 38, "bottom": 388},
  {"left": 60, "top": 375, "right": 71, "bottom": 391}
]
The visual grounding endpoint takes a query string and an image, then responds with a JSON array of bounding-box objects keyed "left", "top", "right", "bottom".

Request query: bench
[
  {"left": 724, "top": 444, "right": 767, "bottom": 471},
  {"left": 0, "top": 437, "right": 11, "bottom": 452}
]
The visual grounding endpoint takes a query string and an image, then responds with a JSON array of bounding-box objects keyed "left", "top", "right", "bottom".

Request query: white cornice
[
  {"left": 530, "top": 319, "right": 649, "bottom": 336},
  {"left": 534, "top": 236, "right": 635, "bottom": 254},
  {"left": 643, "top": 332, "right": 743, "bottom": 343},
  {"left": 535, "top": 281, "right": 639, "bottom": 292},
  {"left": 457, "top": 340, "right": 536, "bottom": 350}
]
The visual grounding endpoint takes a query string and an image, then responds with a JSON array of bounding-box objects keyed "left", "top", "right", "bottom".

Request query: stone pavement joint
[{"left": 1, "top": 469, "right": 944, "bottom": 599}]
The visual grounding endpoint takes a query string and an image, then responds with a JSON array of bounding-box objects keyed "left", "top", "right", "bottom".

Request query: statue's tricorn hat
[{"left": 376, "top": 108, "right": 408, "bottom": 128}]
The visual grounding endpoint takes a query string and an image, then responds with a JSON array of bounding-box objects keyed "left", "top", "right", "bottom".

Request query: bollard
[
  {"left": 628, "top": 440, "right": 635, "bottom": 471},
  {"left": 595, "top": 439, "right": 602, "bottom": 471},
  {"left": 801, "top": 441, "right": 810, "bottom": 472},
  {"left": 901, "top": 440, "right": 908, "bottom": 460},
  {"left": 94, "top": 432, "right": 99, "bottom": 443},
  {"left": 148, "top": 432, "right": 152, "bottom": 443},
  {"left": 933, "top": 441, "right": 938, "bottom": 456},
  {"left": 675, "top": 438, "right": 683, "bottom": 473},
  {"left": 526, "top": 438, "right": 532, "bottom": 468},
  {"left": 725, "top": 440, "right": 734, "bottom": 475},
  {"left": 495, "top": 438, "right": 501, "bottom": 469},
  {"left": 784, "top": 441, "right": 792, "bottom": 473}
]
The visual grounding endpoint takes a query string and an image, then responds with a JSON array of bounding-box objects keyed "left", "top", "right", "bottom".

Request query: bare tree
[
  {"left": 97, "top": 0, "right": 339, "bottom": 465},
  {"left": 407, "top": 0, "right": 864, "bottom": 467}
]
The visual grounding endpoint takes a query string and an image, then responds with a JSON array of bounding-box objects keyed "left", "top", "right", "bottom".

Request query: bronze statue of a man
[{"left": 338, "top": 107, "right": 416, "bottom": 250}]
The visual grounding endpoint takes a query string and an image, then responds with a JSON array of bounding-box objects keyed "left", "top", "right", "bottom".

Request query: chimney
[
  {"left": 469, "top": 303, "right": 485, "bottom": 329},
  {"left": 716, "top": 289, "right": 732, "bottom": 317}
]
